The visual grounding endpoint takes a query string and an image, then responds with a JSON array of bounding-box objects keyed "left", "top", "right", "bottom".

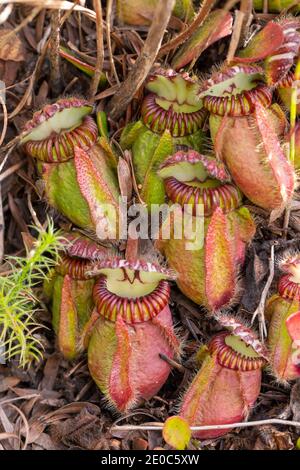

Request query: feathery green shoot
[{"left": 0, "top": 219, "right": 64, "bottom": 367}]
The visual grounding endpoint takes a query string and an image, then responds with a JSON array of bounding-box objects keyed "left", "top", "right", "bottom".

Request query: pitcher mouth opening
[
  {"left": 209, "top": 331, "right": 267, "bottom": 371},
  {"left": 56, "top": 255, "right": 93, "bottom": 280},
  {"left": 141, "top": 71, "right": 206, "bottom": 137},
  {"left": 277, "top": 70, "right": 295, "bottom": 89},
  {"left": 158, "top": 149, "right": 240, "bottom": 216},
  {"left": 141, "top": 93, "right": 206, "bottom": 137},
  {"left": 164, "top": 177, "right": 241, "bottom": 216},
  {"left": 22, "top": 98, "right": 97, "bottom": 162},
  {"left": 278, "top": 253, "right": 300, "bottom": 300},
  {"left": 198, "top": 65, "right": 272, "bottom": 116},
  {"left": 93, "top": 276, "right": 170, "bottom": 323}
]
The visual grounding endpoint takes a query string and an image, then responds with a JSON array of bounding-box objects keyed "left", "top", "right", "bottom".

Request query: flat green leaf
[
  {"left": 133, "top": 129, "right": 173, "bottom": 206},
  {"left": 97, "top": 111, "right": 109, "bottom": 138},
  {"left": 59, "top": 46, "right": 107, "bottom": 88},
  {"left": 120, "top": 120, "right": 145, "bottom": 149}
]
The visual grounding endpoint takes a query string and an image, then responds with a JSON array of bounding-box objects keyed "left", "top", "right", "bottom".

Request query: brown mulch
[{"left": 0, "top": 0, "right": 300, "bottom": 451}]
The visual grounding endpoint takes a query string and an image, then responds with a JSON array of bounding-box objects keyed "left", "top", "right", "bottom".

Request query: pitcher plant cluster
[{"left": 3, "top": 1, "right": 300, "bottom": 446}]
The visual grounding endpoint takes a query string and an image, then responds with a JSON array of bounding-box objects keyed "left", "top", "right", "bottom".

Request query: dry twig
[
  {"left": 49, "top": 9, "right": 62, "bottom": 95},
  {"left": 251, "top": 244, "right": 275, "bottom": 340},
  {"left": 240, "top": 0, "right": 253, "bottom": 43},
  {"left": 111, "top": 417, "right": 300, "bottom": 433},
  {"left": 108, "top": 0, "right": 175, "bottom": 120},
  {"left": 89, "top": 0, "right": 104, "bottom": 100},
  {"left": 158, "top": 0, "right": 217, "bottom": 57},
  {"left": 158, "top": 0, "right": 241, "bottom": 58},
  {"left": 0, "top": 6, "right": 42, "bottom": 48},
  {"left": 226, "top": 9, "right": 245, "bottom": 63},
  {"left": 0, "top": 94, "right": 8, "bottom": 147},
  {"left": 106, "top": 0, "right": 120, "bottom": 85},
  {"left": 0, "top": 94, "right": 7, "bottom": 264},
  {"left": 159, "top": 353, "right": 186, "bottom": 373}
]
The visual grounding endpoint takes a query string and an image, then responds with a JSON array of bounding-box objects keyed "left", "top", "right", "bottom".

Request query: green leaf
[
  {"left": 173, "top": 0, "right": 195, "bottom": 21},
  {"left": 142, "top": 129, "right": 173, "bottom": 187},
  {"left": 59, "top": 46, "right": 107, "bottom": 88},
  {"left": 120, "top": 120, "right": 145, "bottom": 149},
  {"left": 97, "top": 111, "right": 109, "bottom": 138},
  {"left": 175, "top": 128, "right": 204, "bottom": 152},
  {"left": 163, "top": 416, "right": 191, "bottom": 450},
  {"left": 133, "top": 129, "right": 173, "bottom": 206}
]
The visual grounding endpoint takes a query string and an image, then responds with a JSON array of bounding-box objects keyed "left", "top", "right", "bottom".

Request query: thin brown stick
[
  {"left": 0, "top": 433, "right": 19, "bottom": 441},
  {"left": 240, "top": 0, "right": 253, "bottom": 43},
  {"left": 0, "top": 1, "right": 94, "bottom": 17},
  {"left": 251, "top": 244, "right": 275, "bottom": 340},
  {"left": 158, "top": 0, "right": 216, "bottom": 57},
  {"left": 49, "top": 9, "right": 62, "bottom": 95},
  {"left": 90, "top": 0, "right": 104, "bottom": 100},
  {"left": 0, "top": 6, "right": 42, "bottom": 48},
  {"left": 111, "top": 417, "right": 300, "bottom": 433},
  {"left": 0, "top": 94, "right": 7, "bottom": 265},
  {"left": 0, "top": 95, "right": 8, "bottom": 147},
  {"left": 26, "top": 189, "right": 43, "bottom": 230},
  {"left": 0, "top": 394, "right": 40, "bottom": 406},
  {"left": 106, "top": 0, "right": 119, "bottom": 85},
  {"left": 263, "top": 0, "right": 268, "bottom": 14},
  {"left": 9, "top": 40, "right": 48, "bottom": 120},
  {"left": 159, "top": 353, "right": 186, "bottom": 373},
  {"left": 123, "top": 150, "right": 145, "bottom": 205},
  {"left": 59, "top": 0, "right": 80, "bottom": 25},
  {"left": 108, "top": 0, "right": 175, "bottom": 120},
  {"left": 158, "top": 0, "right": 240, "bottom": 58},
  {"left": 0, "top": 141, "right": 17, "bottom": 167},
  {"left": 0, "top": 162, "right": 24, "bottom": 183},
  {"left": 226, "top": 9, "right": 244, "bottom": 63}
]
